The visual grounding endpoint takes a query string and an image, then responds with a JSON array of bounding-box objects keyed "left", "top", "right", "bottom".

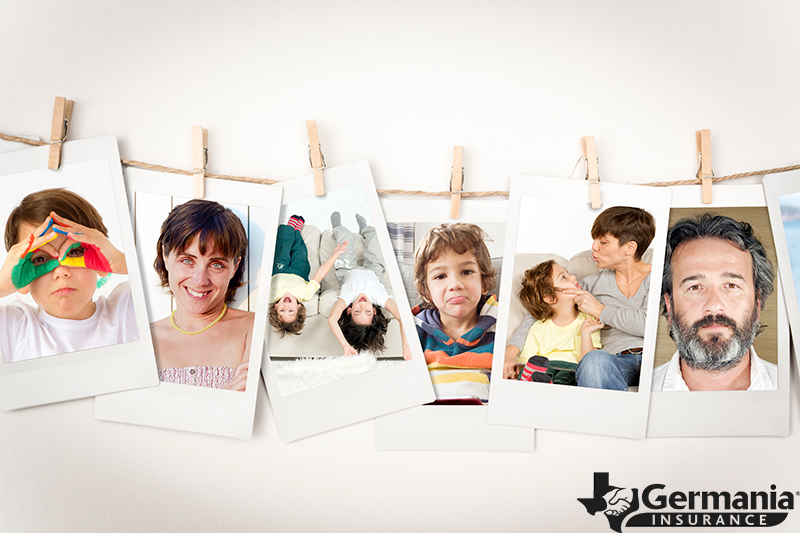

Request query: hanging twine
[
  {"left": 120, "top": 159, "right": 278, "bottom": 186},
  {"left": 377, "top": 189, "right": 509, "bottom": 197},
  {"left": 637, "top": 165, "right": 800, "bottom": 187},
  {"left": 2, "top": 132, "right": 798, "bottom": 196},
  {"left": 0, "top": 132, "right": 278, "bottom": 186}
]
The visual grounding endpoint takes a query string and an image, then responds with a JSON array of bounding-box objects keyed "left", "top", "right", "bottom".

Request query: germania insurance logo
[{"left": 578, "top": 473, "right": 793, "bottom": 532}]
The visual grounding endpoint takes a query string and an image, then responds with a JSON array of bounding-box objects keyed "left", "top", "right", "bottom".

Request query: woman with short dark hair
[
  {"left": 151, "top": 200, "right": 254, "bottom": 391},
  {"left": 565, "top": 206, "right": 656, "bottom": 391}
]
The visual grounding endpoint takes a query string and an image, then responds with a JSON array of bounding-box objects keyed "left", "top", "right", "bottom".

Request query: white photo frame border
[
  {"left": 763, "top": 171, "right": 800, "bottom": 375},
  {"left": 0, "top": 135, "right": 157, "bottom": 410},
  {"left": 487, "top": 175, "right": 671, "bottom": 439},
  {"left": 261, "top": 160, "right": 435, "bottom": 443},
  {"left": 646, "top": 184, "right": 790, "bottom": 437},
  {"left": 93, "top": 167, "right": 282, "bottom": 440},
  {"left": 374, "top": 198, "right": 535, "bottom": 451}
]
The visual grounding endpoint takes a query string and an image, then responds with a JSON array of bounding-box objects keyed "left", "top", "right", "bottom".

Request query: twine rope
[{"left": 2, "top": 132, "right": 798, "bottom": 197}]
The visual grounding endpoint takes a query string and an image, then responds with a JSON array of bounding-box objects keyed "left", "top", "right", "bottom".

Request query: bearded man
[{"left": 652, "top": 214, "right": 777, "bottom": 391}]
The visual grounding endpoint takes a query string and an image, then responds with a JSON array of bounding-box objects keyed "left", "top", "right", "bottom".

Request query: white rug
[{"left": 271, "top": 354, "right": 401, "bottom": 395}]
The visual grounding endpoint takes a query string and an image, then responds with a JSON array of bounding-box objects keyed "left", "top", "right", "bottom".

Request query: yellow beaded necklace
[{"left": 170, "top": 303, "right": 227, "bottom": 335}]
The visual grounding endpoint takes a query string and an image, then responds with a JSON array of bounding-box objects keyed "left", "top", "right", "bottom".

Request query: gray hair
[{"left": 661, "top": 213, "right": 774, "bottom": 315}]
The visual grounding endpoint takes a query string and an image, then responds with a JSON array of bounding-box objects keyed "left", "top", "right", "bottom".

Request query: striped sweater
[{"left": 413, "top": 295, "right": 498, "bottom": 401}]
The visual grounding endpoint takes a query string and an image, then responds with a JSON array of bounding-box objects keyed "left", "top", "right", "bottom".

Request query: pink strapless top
[{"left": 158, "top": 365, "right": 235, "bottom": 389}]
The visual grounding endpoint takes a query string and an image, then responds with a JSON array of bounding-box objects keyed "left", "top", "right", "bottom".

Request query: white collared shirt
[{"left": 652, "top": 347, "right": 777, "bottom": 391}]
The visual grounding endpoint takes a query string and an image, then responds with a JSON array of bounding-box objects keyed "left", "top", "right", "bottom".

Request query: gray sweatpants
[{"left": 332, "top": 224, "right": 386, "bottom": 287}]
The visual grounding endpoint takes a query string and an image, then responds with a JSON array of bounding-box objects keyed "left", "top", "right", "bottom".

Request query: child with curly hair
[
  {"left": 503, "top": 260, "right": 603, "bottom": 385},
  {"left": 327, "top": 212, "right": 411, "bottom": 359}
]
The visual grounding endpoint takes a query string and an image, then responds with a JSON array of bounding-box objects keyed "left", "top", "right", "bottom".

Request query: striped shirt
[{"left": 413, "top": 295, "right": 497, "bottom": 401}]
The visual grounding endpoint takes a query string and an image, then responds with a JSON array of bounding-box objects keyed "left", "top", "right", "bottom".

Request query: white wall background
[{"left": 1, "top": 1, "right": 799, "bottom": 531}]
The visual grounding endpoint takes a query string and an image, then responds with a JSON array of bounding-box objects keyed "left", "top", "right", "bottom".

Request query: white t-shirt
[
  {"left": 337, "top": 269, "right": 390, "bottom": 307},
  {"left": 652, "top": 347, "right": 777, "bottom": 391},
  {"left": 0, "top": 282, "right": 139, "bottom": 363}
]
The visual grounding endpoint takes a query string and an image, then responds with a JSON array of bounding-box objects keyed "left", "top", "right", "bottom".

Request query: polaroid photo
[
  {"left": 764, "top": 170, "right": 800, "bottom": 369},
  {"left": 487, "top": 175, "right": 671, "bottom": 439},
  {"left": 93, "top": 167, "right": 282, "bottom": 439},
  {"left": 373, "top": 198, "right": 535, "bottom": 451},
  {"left": 261, "top": 159, "right": 434, "bottom": 442},
  {"left": 0, "top": 135, "right": 156, "bottom": 410},
  {"left": 647, "top": 184, "right": 789, "bottom": 437}
]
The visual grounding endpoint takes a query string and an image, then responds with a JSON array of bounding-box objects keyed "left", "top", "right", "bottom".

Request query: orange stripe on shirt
[{"left": 424, "top": 350, "right": 493, "bottom": 369}]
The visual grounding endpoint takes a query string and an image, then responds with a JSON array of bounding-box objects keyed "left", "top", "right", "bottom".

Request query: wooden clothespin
[
  {"left": 192, "top": 125, "right": 208, "bottom": 199},
  {"left": 48, "top": 96, "right": 74, "bottom": 170},
  {"left": 581, "top": 136, "right": 601, "bottom": 209},
  {"left": 450, "top": 146, "right": 464, "bottom": 219},
  {"left": 306, "top": 119, "right": 325, "bottom": 196},
  {"left": 696, "top": 129, "right": 713, "bottom": 204}
]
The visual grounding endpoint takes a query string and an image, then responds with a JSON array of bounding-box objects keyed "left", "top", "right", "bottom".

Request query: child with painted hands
[
  {"left": 2, "top": 211, "right": 126, "bottom": 293},
  {"left": 0, "top": 189, "right": 138, "bottom": 363},
  {"left": 0, "top": 217, "right": 63, "bottom": 299},
  {"left": 46, "top": 211, "right": 128, "bottom": 275}
]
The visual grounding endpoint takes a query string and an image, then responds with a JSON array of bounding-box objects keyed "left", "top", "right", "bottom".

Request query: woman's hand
[
  {"left": 561, "top": 287, "right": 605, "bottom": 318},
  {"left": 0, "top": 218, "right": 60, "bottom": 297},
  {"left": 224, "top": 361, "right": 249, "bottom": 392},
  {"left": 50, "top": 211, "right": 127, "bottom": 275}
]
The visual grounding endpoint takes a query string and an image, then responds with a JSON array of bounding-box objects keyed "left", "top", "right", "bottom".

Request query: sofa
[{"left": 266, "top": 225, "right": 403, "bottom": 359}]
